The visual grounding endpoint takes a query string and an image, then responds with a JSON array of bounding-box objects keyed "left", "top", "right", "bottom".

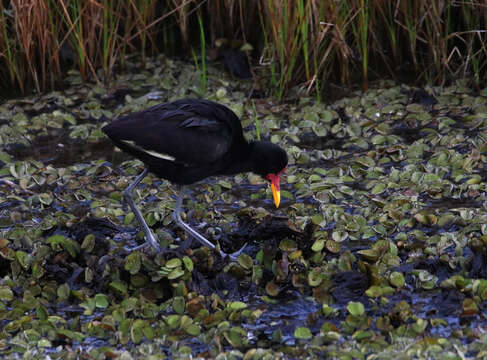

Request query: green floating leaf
[
  {"left": 476, "top": 279, "right": 487, "bottom": 301},
  {"left": 24, "top": 328, "right": 40, "bottom": 342},
  {"left": 167, "top": 268, "right": 185, "bottom": 280},
  {"left": 57, "top": 283, "right": 70, "bottom": 300},
  {"left": 352, "top": 330, "right": 373, "bottom": 341},
  {"left": 325, "top": 240, "right": 340, "bottom": 253},
  {"left": 412, "top": 318, "right": 428, "bottom": 334},
  {"left": 131, "top": 319, "right": 146, "bottom": 344},
  {"left": 322, "top": 304, "right": 334, "bottom": 317},
  {"left": 109, "top": 281, "right": 127, "bottom": 296},
  {"left": 389, "top": 271, "right": 405, "bottom": 288},
  {"left": 224, "top": 327, "right": 246, "bottom": 347},
  {"left": 63, "top": 238, "right": 80, "bottom": 258},
  {"left": 311, "top": 239, "right": 325, "bottom": 252},
  {"left": 166, "top": 258, "right": 182, "bottom": 269},
  {"left": 279, "top": 239, "right": 297, "bottom": 252},
  {"left": 265, "top": 282, "right": 279, "bottom": 297},
  {"left": 185, "top": 324, "right": 201, "bottom": 336},
  {"left": 15, "top": 250, "right": 30, "bottom": 270},
  {"left": 56, "top": 328, "right": 83, "bottom": 343},
  {"left": 36, "top": 305, "right": 48, "bottom": 320},
  {"left": 346, "top": 301, "right": 364, "bottom": 316},
  {"left": 237, "top": 254, "right": 253, "bottom": 270},
  {"left": 81, "top": 234, "right": 96, "bottom": 252},
  {"left": 0, "top": 286, "right": 13, "bottom": 301},
  {"left": 308, "top": 270, "right": 322, "bottom": 287},
  {"left": 462, "top": 298, "right": 479, "bottom": 316},
  {"left": 357, "top": 249, "right": 379, "bottom": 262},
  {"left": 371, "top": 182, "right": 387, "bottom": 195},
  {"left": 124, "top": 252, "right": 141, "bottom": 275},
  {"left": 166, "top": 314, "right": 180, "bottom": 329},
  {"left": 183, "top": 256, "right": 194, "bottom": 272},
  {"left": 94, "top": 294, "right": 109, "bottom": 308},
  {"left": 124, "top": 212, "right": 135, "bottom": 225},
  {"left": 294, "top": 326, "right": 312, "bottom": 340},
  {"left": 173, "top": 296, "right": 186, "bottom": 315},
  {"left": 229, "top": 301, "right": 247, "bottom": 311},
  {"left": 38, "top": 193, "right": 53, "bottom": 205},
  {"left": 366, "top": 285, "right": 395, "bottom": 298}
]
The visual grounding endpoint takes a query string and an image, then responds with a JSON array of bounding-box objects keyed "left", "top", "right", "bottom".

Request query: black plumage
[{"left": 103, "top": 98, "right": 288, "bottom": 258}]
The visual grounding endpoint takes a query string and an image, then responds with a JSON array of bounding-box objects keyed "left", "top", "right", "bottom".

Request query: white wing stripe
[{"left": 121, "top": 140, "right": 176, "bottom": 161}]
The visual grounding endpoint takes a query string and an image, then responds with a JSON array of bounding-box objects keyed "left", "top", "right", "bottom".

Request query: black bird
[{"left": 103, "top": 99, "right": 288, "bottom": 258}]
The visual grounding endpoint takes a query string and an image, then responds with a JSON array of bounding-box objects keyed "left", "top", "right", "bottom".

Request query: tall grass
[
  {"left": 0, "top": 0, "right": 485, "bottom": 96},
  {"left": 191, "top": 10, "right": 207, "bottom": 93}
]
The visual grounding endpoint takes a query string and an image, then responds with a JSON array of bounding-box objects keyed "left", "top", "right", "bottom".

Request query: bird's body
[{"left": 103, "top": 98, "right": 288, "bottom": 257}]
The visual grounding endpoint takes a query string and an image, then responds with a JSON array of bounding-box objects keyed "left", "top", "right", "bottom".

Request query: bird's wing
[{"left": 105, "top": 100, "right": 240, "bottom": 166}]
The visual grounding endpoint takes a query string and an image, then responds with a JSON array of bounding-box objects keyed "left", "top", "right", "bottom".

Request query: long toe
[
  {"left": 222, "top": 242, "right": 248, "bottom": 261},
  {"left": 123, "top": 234, "right": 161, "bottom": 253},
  {"left": 123, "top": 241, "right": 151, "bottom": 253}
]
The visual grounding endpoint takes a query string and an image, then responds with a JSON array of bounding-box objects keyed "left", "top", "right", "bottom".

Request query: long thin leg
[
  {"left": 123, "top": 169, "right": 160, "bottom": 252},
  {"left": 172, "top": 186, "right": 193, "bottom": 250},
  {"left": 172, "top": 186, "right": 246, "bottom": 260}
]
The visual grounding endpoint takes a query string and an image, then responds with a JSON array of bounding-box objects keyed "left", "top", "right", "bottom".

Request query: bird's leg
[
  {"left": 123, "top": 168, "right": 161, "bottom": 252},
  {"left": 172, "top": 186, "right": 247, "bottom": 260},
  {"left": 172, "top": 186, "right": 193, "bottom": 250}
]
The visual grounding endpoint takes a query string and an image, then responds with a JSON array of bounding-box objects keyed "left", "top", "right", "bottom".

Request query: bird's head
[{"left": 251, "top": 141, "right": 288, "bottom": 208}]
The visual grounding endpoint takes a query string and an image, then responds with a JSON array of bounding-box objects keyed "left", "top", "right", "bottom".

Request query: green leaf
[
  {"left": 353, "top": 330, "right": 373, "bottom": 341},
  {"left": 32, "top": 262, "right": 45, "bottom": 279},
  {"left": 36, "top": 305, "right": 48, "bottom": 320},
  {"left": 46, "top": 234, "right": 65, "bottom": 247},
  {"left": 237, "top": 254, "right": 253, "bottom": 269},
  {"left": 183, "top": 256, "right": 193, "bottom": 272},
  {"left": 94, "top": 294, "right": 109, "bottom": 308},
  {"left": 229, "top": 301, "right": 247, "bottom": 311},
  {"left": 166, "top": 258, "right": 182, "bottom": 268},
  {"left": 57, "top": 283, "right": 70, "bottom": 300},
  {"left": 124, "top": 252, "right": 141, "bottom": 274},
  {"left": 389, "top": 271, "right": 405, "bottom": 288},
  {"left": 311, "top": 239, "right": 325, "bottom": 252},
  {"left": 81, "top": 234, "right": 96, "bottom": 252},
  {"left": 0, "top": 286, "right": 13, "bottom": 301},
  {"left": 371, "top": 182, "right": 386, "bottom": 195},
  {"left": 185, "top": 324, "right": 201, "bottom": 336},
  {"left": 166, "top": 314, "right": 180, "bottom": 329},
  {"left": 265, "top": 282, "right": 279, "bottom": 297},
  {"left": 412, "top": 318, "right": 428, "bottom": 333},
  {"left": 62, "top": 238, "right": 80, "bottom": 258},
  {"left": 109, "top": 281, "right": 127, "bottom": 296},
  {"left": 15, "top": 250, "right": 30, "bottom": 270},
  {"left": 346, "top": 301, "right": 364, "bottom": 316},
  {"left": 294, "top": 326, "right": 312, "bottom": 340},
  {"left": 279, "top": 239, "right": 297, "bottom": 252},
  {"left": 173, "top": 296, "right": 186, "bottom": 314},
  {"left": 167, "top": 268, "right": 185, "bottom": 280}
]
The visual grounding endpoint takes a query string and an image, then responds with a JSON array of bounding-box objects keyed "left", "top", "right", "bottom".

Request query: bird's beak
[
  {"left": 270, "top": 181, "right": 280, "bottom": 208},
  {"left": 267, "top": 173, "right": 281, "bottom": 208}
]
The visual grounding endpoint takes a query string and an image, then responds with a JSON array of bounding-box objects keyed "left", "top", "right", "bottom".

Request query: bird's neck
[{"left": 221, "top": 140, "right": 258, "bottom": 175}]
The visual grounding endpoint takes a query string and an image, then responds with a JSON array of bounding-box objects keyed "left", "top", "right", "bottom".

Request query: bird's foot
[
  {"left": 220, "top": 242, "right": 248, "bottom": 261},
  {"left": 123, "top": 241, "right": 151, "bottom": 253},
  {"left": 172, "top": 206, "right": 247, "bottom": 261},
  {"left": 113, "top": 231, "right": 161, "bottom": 253}
]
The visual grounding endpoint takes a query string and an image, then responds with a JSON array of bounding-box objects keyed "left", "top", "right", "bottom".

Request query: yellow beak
[{"left": 270, "top": 182, "right": 280, "bottom": 208}]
